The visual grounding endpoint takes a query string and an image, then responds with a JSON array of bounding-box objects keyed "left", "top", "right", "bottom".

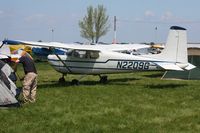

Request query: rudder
[{"left": 158, "top": 26, "right": 187, "bottom": 63}]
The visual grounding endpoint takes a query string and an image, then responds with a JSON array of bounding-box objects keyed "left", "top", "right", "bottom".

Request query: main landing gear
[
  {"left": 58, "top": 74, "right": 80, "bottom": 85},
  {"left": 58, "top": 74, "right": 108, "bottom": 85},
  {"left": 70, "top": 75, "right": 108, "bottom": 85},
  {"left": 58, "top": 75, "right": 79, "bottom": 85},
  {"left": 99, "top": 75, "right": 108, "bottom": 84}
]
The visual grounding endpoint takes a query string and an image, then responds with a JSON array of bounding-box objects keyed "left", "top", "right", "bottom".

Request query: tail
[
  {"left": 146, "top": 26, "right": 195, "bottom": 70},
  {"left": 158, "top": 26, "right": 187, "bottom": 63}
]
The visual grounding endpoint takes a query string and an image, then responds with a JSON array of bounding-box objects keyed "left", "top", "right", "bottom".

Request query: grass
[{"left": 1, "top": 62, "right": 200, "bottom": 133}]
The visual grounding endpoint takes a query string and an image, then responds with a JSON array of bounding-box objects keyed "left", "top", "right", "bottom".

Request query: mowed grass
[{"left": 1, "top": 62, "right": 200, "bottom": 133}]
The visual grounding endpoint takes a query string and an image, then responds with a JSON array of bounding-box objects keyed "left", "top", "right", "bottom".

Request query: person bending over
[{"left": 13, "top": 51, "right": 37, "bottom": 103}]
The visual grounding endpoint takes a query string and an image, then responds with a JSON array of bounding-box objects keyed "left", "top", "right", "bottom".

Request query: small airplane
[{"left": 3, "top": 26, "right": 195, "bottom": 85}]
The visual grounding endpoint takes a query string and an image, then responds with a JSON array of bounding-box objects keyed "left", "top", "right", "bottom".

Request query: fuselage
[{"left": 47, "top": 51, "right": 164, "bottom": 75}]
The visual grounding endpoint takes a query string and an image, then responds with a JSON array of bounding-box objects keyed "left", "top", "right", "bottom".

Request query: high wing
[
  {"left": 3, "top": 40, "right": 77, "bottom": 49},
  {"left": 3, "top": 40, "right": 149, "bottom": 52}
]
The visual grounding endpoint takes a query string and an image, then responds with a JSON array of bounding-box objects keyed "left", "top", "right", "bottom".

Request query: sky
[{"left": 1, "top": 0, "right": 200, "bottom": 43}]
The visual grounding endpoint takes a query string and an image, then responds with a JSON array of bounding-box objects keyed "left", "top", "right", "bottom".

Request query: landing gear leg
[
  {"left": 99, "top": 75, "right": 108, "bottom": 84},
  {"left": 59, "top": 74, "right": 66, "bottom": 83}
]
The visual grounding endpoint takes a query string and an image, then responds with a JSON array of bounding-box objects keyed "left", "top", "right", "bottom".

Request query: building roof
[{"left": 188, "top": 43, "right": 200, "bottom": 49}]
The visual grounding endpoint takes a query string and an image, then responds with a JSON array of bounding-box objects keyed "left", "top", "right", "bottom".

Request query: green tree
[{"left": 79, "top": 5, "right": 110, "bottom": 43}]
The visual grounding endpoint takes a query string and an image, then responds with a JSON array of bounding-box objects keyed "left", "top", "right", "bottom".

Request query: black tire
[{"left": 99, "top": 76, "right": 108, "bottom": 84}]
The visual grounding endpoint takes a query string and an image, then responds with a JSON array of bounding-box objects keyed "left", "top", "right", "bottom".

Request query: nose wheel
[{"left": 58, "top": 74, "right": 66, "bottom": 83}]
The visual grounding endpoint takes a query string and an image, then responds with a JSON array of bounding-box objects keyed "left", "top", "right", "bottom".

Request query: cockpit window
[{"left": 67, "top": 50, "right": 99, "bottom": 59}]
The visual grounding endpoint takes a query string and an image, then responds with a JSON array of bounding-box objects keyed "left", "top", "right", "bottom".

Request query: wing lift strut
[
  {"left": 54, "top": 52, "right": 83, "bottom": 85},
  {"left": 54, "top": 53, "right": 71, "bottom": 83}
]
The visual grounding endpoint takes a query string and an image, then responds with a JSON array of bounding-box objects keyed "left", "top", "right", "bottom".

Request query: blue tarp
[{"left": 32, "top": 48, "right": 66, "bottom": 56}]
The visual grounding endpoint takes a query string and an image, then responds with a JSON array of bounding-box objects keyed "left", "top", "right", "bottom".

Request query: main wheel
[{"left": 99, "top": 76, "right": 108, "bottom": 84}]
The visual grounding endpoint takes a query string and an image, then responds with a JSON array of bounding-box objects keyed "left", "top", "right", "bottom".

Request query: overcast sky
[{"left": 1, "top": 0, "right": 200, "bottom": 43}]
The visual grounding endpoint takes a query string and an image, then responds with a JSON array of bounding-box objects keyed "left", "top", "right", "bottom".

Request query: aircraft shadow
[
  {"left": 107, "top": 77, "right": 140, "bottom": 85},
  {"left": 145, "top": 83, "right": 187, "bottom": 89},
  {"left": 38, "top": 81, "right": 71, "bottom": 89},
  {"left": 143, "top": 72, "right": 164, "bottom": 78},
  {"left": 79, "top": 77, "right": 140, "bottom": 86},
  {"left": 37, "top": 77, "right": 141, "bottom": 88}
]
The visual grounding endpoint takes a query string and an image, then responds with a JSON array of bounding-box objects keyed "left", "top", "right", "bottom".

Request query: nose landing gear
[{"left": 58, "top": 74, "right": 66, "bottom": 83}]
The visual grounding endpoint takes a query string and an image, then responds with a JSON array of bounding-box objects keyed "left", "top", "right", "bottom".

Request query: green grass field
[{"left": 1, "top": 62, "right": 200, "bottom": 133}]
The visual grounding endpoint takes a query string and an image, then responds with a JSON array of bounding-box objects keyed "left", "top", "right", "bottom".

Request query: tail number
[{"left": 117, "top": 61, "right": 150, "bottom": 70}]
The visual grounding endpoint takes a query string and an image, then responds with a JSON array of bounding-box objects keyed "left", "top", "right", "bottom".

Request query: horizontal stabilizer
[
  {"left": 156, "top": 62, "right": 183, "bottom": 71},
  {"left": 184, "top": 63, "right": 196, "bottom": 70}
]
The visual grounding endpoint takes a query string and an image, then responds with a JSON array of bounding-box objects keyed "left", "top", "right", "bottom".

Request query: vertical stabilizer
[{"left": 157, "top": 26, "right": 187, "bottom": 63}]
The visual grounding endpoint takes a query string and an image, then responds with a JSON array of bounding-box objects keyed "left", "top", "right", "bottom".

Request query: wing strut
[{"left": 55, "top": 54, "right": 72, "bottom": 73}]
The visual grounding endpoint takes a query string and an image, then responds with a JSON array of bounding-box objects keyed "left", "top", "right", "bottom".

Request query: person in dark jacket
[{"left": 13, "top": 50, "right": 37, "bottom": 103}]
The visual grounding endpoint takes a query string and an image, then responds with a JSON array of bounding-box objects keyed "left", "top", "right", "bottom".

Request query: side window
[
  {"left": 90, "top": 51, "right": 99, "bottom": 59},
  {"left": 73, "top": 50, "right": 80, "bottom": 58},
  {"left": 84, "top": 51, "right": 99, "bottom": 59},
  {"left": 67, "top": 50, "right": 99, "bottom": 59},
  {"left": 77, "top": 50, "right": 86, "bottom": 58}
]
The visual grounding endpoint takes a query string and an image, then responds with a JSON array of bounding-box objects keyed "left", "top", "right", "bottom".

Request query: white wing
[{"left": 3, "top": 40, "right": 149, "bottom": 52}]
